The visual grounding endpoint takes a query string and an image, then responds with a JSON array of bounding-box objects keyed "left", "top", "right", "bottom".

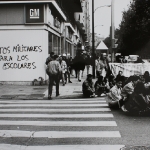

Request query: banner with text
[{"left": 109, "top": 63, "right": 150, "bottom": 77}]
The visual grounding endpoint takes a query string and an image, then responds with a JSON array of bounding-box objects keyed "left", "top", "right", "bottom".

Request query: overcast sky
[{"left": 89, "top": 0, "right": 132, "bottom": 38}]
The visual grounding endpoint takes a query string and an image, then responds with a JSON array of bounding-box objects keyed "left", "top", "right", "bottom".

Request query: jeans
[{"left": 49, "top": 74, "right": 60, "bottom": 97}]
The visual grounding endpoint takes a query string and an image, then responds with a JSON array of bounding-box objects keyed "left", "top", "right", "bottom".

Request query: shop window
[
  {"left": 48, "top": 32, "right": 53, "bottom": 54},
  {"left": 53, "top": 35, "right": 58, "bottom": 54}
]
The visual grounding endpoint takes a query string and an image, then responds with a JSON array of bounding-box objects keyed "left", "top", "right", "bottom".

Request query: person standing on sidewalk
[
  {"left": 59, "top": 56, "right": 67, "bottom": 86},
  {"left": 45, "top": 52, "right": 54, "bottom": 65},
  {"left": 47, "top": 55, "right": 61, "bottom": 100},
  {"left": 73, "top": 52, "right": 86, "bottom": 82},
  {"left": 95, "top": 56, "right": 105, "bottom": 78},
  {"left": 62, "top": 54, "right": 72, "bottom": 84}
]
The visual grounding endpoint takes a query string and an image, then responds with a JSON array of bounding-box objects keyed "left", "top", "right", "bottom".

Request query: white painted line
[
  {"left": 0, "top": 130, "right": 121, "bottom": 138},
  {"left": 0, "top": 144, "right": 125, "bottom": 150},
  {"left": 0, "top": 108, "right": 111, "bottom": 112},
  {"left": 0, "top": 114, "right": 114, "bottom": 118},
  {"left": 0, "top": 99, "right": 106, "bottom": 102},
  {"left": 0, "top": 120, "right": 117, "bottom": 126},
  {"left": 0, "top": 104, "right": 108, "bottom": 107},
  {"left": 0, "top": 100, "right": 106, "bottom": 104}
]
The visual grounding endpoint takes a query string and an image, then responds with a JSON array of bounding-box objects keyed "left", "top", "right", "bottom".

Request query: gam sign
[{"left": 26, "top": 4, "right": 44, "bottom": 23}]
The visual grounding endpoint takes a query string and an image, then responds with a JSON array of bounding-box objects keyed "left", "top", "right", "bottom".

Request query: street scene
[{"left": 1, "top": 0, "right": 150, "bottom": 150}]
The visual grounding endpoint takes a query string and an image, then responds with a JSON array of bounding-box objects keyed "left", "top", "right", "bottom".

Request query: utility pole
[
  {"left": 111, "top": 0, "right": 115, "bottom": 62},
  {"left": 92, "top": 0, "right": 95, "bottom": 78}
]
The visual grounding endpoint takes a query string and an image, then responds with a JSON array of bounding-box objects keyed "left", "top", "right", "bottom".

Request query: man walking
[{"left": 47, "top": 55, "right": 61, "bottom": 99}]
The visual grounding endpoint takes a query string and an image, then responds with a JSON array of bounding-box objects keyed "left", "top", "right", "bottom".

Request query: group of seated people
[{"left": 82, "top": 71, "right": 150, "bottom": 115}]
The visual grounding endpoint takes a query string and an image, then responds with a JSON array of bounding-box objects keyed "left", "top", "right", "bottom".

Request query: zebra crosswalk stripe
[
  {"left": 0, "top": 113, "right": 114, "bottom": 118},
  {"left": 0, "top": 103, "right": 108, "bottom": 107},
  {"left": 0, "top": 108, "right": 111, "bottom": 112},
  {"left": 0, "top": 100, "right": 106, "bottom": 103},
  {"left": 0, "top": 120, "right": 117, "bottom": 126},
  {"left": 0, "top": 130, "right": 121, "bottom": 138},
  {"left": 0, "top": 144, "right": 125, "bottom": 150}
]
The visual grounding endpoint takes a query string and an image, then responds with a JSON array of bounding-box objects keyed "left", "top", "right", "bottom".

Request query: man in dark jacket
[{"left": 73, "top": 52, "right": 86, "bottom": 82}]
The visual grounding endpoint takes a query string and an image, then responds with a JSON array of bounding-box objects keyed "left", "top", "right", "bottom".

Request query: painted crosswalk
[{"left": 0, "top": 98, "right": 124, "bottom": 150}]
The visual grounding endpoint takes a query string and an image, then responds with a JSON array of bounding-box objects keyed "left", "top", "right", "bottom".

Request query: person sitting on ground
[
  {"left": 123, "top": 82, "right": 150, "bottom": 115},
  {"left": 109, "top": 74, "right": 116, "bottom": 89},
  {"left": 143, "top": 71, "right": 150, "bottom": 83},
  {"left": 121, "top": 75, "right": 141, "bottom": 99},
  {"left": 107, "top": 79, "right": 124, "bottom": 109},
  {"left": 121, "top": 75, "right": 141, "bottom": 111},
  {"left": 82, "top": 74, "right": 97, "bottom": 98},
  {"left": 95, "top": 75, "right": 107, "bottom": 97},
  {"left": 103, "top": 77, "right": 110, "bottom": 93},
  {"left": 115, "top": 71, "right": 125, "bottom": 87}
]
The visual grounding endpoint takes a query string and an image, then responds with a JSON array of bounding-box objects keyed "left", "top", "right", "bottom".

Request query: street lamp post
[
  {"left": 92, "top": 0, "right": 95, "bottom": 78},
  {"left": 92, "top": 3, "right": 112, "bottom": 78},
  {"left": 111, "top": 0, "right": 115, "bottom": 62}
]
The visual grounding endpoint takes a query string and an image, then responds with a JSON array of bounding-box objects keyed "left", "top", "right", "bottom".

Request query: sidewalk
[{"left": 0, "top": 67, "right": 96, "bottom": 100}]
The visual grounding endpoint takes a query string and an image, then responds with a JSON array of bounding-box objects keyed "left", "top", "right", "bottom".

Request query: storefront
[{"left": 0, "top": 1, "right": 66, "bottom": 84}]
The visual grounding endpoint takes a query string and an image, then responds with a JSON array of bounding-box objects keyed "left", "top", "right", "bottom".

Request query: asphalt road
[{"left": 0, "top": 98, "right": 149, "bottom": 150}]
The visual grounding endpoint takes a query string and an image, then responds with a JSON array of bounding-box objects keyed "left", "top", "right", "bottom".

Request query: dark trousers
[
  {"left": 49, "top": 74, "right": 60, "bottom": 97},
  {"left": 83, "top": 90, "right": 94, "bottom": 98}
]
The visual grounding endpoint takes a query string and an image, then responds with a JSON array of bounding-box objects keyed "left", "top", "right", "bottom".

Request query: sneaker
[
  {"left": 69, "top": 80, "right": 72, "bottom": 83},
  {"left": 101, "top": 93, "right": 106, "bottom": 96},
  {"left": 90, "top": 94, "right": 97, "bottom": 98},
  {"left": 121, "top": 105, "right": 128, "bottom": 112}
]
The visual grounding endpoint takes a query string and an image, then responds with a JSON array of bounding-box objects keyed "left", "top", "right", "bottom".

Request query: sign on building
[{"left": 26, "top": 5, "right": 44, "bottom": 23}]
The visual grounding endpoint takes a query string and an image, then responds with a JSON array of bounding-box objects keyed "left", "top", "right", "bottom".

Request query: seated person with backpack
[
  {"left": 82, "top": 74, "right": 97, "bottom": 98},
  {"left": 123, "top": 82, "right": 150, "bottom": 115}
]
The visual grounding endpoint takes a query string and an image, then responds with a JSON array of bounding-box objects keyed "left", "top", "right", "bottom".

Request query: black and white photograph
[{"left": 0, "top": 0, "right": 150, "bottom": 149}]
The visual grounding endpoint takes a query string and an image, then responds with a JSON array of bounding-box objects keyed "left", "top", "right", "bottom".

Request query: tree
[
  {"left": 103, "top": 28, "right": 120, "bottom": 49},
  {"left": 117, "top": 0, "right": 150, "bottom": 56}
]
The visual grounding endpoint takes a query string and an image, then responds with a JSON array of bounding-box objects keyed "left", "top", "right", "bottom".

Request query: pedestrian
[
  {"left": 95, "top": 56, "right": 105, "bottom": 78},
  {"left": 45, "top": 52, "right": 55, "bottom": 97},
  {"left": 59, "top": 56, "right": 67, "bottom": 86},
  {"left": 73, "top": 51, "right": 86, "bottom": 82},
  {"left": 47, "top": 55, "right": 61, "bottom": 100},
  {"left": 45, "top": 52, "right": 54, "bottom": 65},
  {"left": 82, "top": 74, "right": 97, "bottom": 98},
  {"left": 62, "top": 54, "right": 72, "bottom": 83},
  {"left": 68, "top": 56, "right": 74, "bottom": 76}
]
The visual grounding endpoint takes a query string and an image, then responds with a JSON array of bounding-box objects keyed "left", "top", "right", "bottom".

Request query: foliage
[
  {"left": 117, "top": 0, "right": 150, "bottom": 55},
  {"left": 103, "top": 28, "right": 120, "bottom": 49}
]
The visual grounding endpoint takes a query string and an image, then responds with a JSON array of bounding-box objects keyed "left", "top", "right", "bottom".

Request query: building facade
[{"left": 0, "top": 0, "right": 89, "bottom": 84}]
